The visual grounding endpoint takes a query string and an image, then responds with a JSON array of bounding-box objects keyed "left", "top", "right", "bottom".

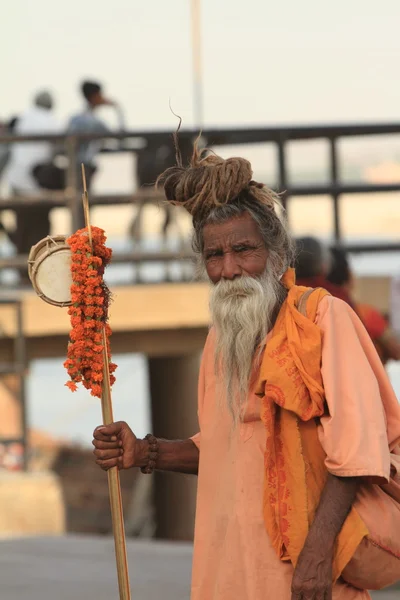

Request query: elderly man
[{"left": 93, "top": 149, "right": 400, "bottom": 600}]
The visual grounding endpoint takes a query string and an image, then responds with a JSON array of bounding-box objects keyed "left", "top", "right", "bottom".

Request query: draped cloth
[{"left": 255, "top": 268, "right": 368, "bottom": 581}]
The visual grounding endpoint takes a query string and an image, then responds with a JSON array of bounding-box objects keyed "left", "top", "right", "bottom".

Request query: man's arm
[
  {"left": 291, "top": 473, "right": 358, "bottom": 600},
  {"left": 92, "top": 421, "right": 199, "bottom": 475},
  {"left": 113, "top": 104, "right": 126, "bottom": 131}
]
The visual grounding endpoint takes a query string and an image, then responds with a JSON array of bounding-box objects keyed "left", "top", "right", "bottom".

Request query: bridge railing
[{"left": 0, "top": 123, "right": 399, "bottom": 280}]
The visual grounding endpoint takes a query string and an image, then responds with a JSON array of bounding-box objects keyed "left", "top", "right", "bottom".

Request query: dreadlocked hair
[{"left": 156, "top": 141, "right": 295, "bottom": 277}]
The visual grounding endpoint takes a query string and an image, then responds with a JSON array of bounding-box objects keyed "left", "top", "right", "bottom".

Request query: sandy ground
[{"left": 0, "top": 535, "right": 397, "bottom": 600}]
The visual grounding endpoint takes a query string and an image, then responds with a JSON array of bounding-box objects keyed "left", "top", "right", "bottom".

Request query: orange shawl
[{"left": 256, "top": 269, "right": 368, "bottom": 581}]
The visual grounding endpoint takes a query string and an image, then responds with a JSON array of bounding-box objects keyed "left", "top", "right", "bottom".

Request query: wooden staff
[{"left": 81, "top": 165, "right": 131, "bottom": 600}]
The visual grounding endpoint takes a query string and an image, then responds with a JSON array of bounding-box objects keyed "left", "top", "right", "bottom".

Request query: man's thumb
[{"left": 95, "top": 422, "right": 122, "bottom": 436}]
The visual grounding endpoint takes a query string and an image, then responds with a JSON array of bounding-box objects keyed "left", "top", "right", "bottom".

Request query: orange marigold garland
[{"left": 63, "top": 226, "right": 117, "bottom": 397}]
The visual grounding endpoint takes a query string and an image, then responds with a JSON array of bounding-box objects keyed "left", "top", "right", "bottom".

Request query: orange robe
[{"left": 191, "top": 296, "right": 400, "bottom": 600}]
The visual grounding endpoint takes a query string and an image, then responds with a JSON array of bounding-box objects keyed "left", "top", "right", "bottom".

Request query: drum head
[
  {"left": 29, "top": 235, "right": 73, "bottom": 307},
  {"left": 34, "top": 249, "right": 72, "bottom": 306}
]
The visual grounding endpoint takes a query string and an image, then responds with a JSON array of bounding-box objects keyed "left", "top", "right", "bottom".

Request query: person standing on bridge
[
  {"left": 68, "top": 79, "right": 126, "bottom": 191},
  {"left": 93, "top": 147, "right": 400, "bottom": 600}
]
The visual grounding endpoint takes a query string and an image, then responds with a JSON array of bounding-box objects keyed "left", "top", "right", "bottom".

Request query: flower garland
[{"left": 63, "top": 226, "right": 117, "bottom": 398}]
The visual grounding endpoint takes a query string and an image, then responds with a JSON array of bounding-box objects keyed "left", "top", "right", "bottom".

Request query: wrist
[
  {"left": 303, "top": 528, "right": 335, "bottom": 557},
  {"left": 137, "top": 434, "right": 160, "bottom": 474},
  {"left": 135, "top": 438, "right": 150, "bottom": 469}
]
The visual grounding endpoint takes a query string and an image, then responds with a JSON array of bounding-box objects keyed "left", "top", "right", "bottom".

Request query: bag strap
[{"left": 297, "top": 288, "right": 315, "bottom": 318}]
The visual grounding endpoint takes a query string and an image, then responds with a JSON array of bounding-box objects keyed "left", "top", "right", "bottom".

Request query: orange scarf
[{"left": 256, "top": 268, "right": 368, "bottom": 581}]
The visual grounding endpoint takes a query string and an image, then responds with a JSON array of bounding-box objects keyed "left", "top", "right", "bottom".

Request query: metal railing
[{"left": 0, "top": 123, "right": 399, "bottom": 278}]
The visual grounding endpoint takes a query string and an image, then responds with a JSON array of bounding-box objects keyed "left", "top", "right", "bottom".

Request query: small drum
[{"left": 28, "top": 235, "right": 72, "bottom": 307}]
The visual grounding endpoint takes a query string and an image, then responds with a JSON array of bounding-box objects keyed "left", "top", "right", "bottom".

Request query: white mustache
[{"left": 212, "top": 276, "right": 266, "bottom": 298}]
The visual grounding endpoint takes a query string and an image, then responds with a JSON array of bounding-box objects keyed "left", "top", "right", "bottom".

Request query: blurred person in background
[
  {"left": 0, "top": 115, "right": 19, "bottom": 240},
  {"left": 131, "top": 135, "right": 195, "bottom": 245},
  {"left": 8, "top": 91, "right": 61, "bottom": 196},
  {"left": 93, "top": 149, "right": 400, "bottom": 600},
  {"left": 0, "top": 115, "right": 19, "bottom": 179},
  {"left": 327, "top": 247, "right": 400, "bottom": 364},
  {"left": 68, "top": 79, "right": 126, "bottom": 190},
  {"left": 7, "top": 91, "right": 62, "bottom": 273},
  {"left": 295, "top": 236, "right": 354, "bottom": 306}
]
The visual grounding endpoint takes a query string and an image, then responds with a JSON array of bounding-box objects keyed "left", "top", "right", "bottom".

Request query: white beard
[{"left": 209, "top": 269, "right": 285, "bottom": 422}]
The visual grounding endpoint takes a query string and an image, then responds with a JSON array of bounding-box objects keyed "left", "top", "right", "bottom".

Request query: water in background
[
  {"left": 1, "top": 234, "right": 399, "bottom": 447},
  {"left": 28, "top": 353, "right": 151, "bottom": 447}
]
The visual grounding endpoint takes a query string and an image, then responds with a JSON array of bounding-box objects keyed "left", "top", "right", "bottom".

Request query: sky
[{"left": 2, "top": 0, "right": 400, "bottom": 129}]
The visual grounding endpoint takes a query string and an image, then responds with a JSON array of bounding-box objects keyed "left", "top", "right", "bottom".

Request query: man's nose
[{"left": 221, "top": 252, "right": 242, "bottom": 280}]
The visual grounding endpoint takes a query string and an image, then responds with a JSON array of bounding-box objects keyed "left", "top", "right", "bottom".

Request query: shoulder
[
  {"left": 316, "top": 294, "right": 345, "bottom": 318},
  {"left": 68, "top": 114, "right": 83, "bottom": 127},
  {"left": 315, "top": 294, "right": 377, "bottom": 356},
  {"left": 315, "top": 294, "right": 361, "bottom": 331},
  {"left": 41, "top": 114, "right": 62, "bottom": 132},
  {"left": 14, "top": 111, "right": 31, "bottom": 132}
]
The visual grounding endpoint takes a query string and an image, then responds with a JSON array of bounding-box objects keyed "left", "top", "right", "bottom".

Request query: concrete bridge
[{"left": 0, "top": 275, "right": 390, "bottom": 361}]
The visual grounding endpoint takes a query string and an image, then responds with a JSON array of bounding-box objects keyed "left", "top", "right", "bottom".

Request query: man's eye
[
  {"left": 205, "top": 250, "right": 222, "bottom": 259},
  {"left": 234, "top": 245, "right": 251, "bottom": 253}
]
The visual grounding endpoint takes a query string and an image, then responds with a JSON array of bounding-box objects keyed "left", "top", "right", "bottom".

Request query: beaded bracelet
[{"left": 140, "top": 434, "right": 159, "bottom": 474}]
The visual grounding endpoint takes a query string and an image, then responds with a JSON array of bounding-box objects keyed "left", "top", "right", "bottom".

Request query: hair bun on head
[
  {"left": 199, "top": 154, "right": 253, "bottom": 203},
  {"left": 157, "top": 145, "right": 254, "bottom": 222}
]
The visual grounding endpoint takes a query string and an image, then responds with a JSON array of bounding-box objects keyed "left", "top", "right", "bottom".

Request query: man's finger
[
  {"left": 93, "top": 422, "right": 124, "bottom": 439},
  {"left": 95, "top": 456, "right": 122, "bottom": 471},
  {"left": 92, "top": 431, "right": 118, "bottom": 443},
  {"left": 93, "top": 448, "right": 122, "bottom": 460},
  {"left": 93, "top": 421, "right": 123, "bottom": 441},
  {"left": 310, "top": 588, "right": 328, "bottom": 600},
  {"left": 92, "top": 439, "right": 121, "bottom": 450}
]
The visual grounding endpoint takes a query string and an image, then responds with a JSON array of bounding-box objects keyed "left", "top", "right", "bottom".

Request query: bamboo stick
[{"left": 81, "top": 164, "right": 131, "bottom": 600}]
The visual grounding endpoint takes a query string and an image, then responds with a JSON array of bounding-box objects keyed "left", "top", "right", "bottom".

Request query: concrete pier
[{"left": 149, "top": 354, "right": 201, "bottom": 540}]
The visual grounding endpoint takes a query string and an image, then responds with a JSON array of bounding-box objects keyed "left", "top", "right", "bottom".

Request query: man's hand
[
  {"left": 100, "top": 97, "right": 116, "bottom": 107},
  {"left": 290, "top": 473, "right": 358, "bottom": 600},
  {"left": 291, "top": 544, "right": 333, "bottom": 600},
  {"left": 92, "top": 421, "right": 146, "bottom": 471}
]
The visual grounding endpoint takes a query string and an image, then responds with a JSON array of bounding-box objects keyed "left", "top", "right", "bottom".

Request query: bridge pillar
[{"left": 148, "top": 353, "right": 201, "bottom": 541}]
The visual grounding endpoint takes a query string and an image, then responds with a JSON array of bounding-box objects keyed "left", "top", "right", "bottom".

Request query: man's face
[
  {"left": 90, "top": 91, "right": 107, "bottom": 107},
  {"left": 202, "top": 213, "right": 269, "bottom": 284}
]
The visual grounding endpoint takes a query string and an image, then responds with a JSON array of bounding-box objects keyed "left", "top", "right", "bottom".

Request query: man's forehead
[{"left": 203, "top": 214, "right": 262, "bottom": 247}]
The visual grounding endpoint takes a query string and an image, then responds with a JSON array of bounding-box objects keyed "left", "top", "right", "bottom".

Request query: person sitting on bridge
[
  {"left": 93, "top": 148, "right": 400, "bottom": 600},
  {"left": 7, "top": 90, "right": 62, "bottom": 281},
  {"left": 327, "top": 247, "right": 400, "bottom": 365},
  {"left": 294, "top": 236, "right": 355, "bottom": 307}
]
